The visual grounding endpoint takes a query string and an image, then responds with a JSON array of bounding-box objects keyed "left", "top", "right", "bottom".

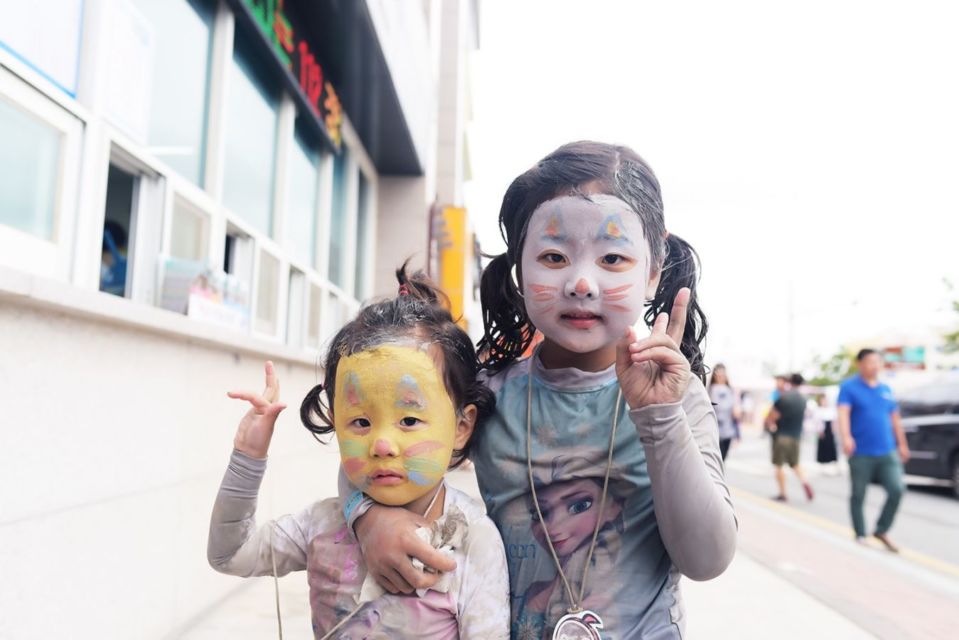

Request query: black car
[{"left": 898, "top": 376, "right": 959, "bottom": 498}]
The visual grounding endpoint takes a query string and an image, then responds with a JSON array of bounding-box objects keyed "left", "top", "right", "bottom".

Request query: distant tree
[{"left": 808, "top": 347, "right": 857, "bottom": 387}]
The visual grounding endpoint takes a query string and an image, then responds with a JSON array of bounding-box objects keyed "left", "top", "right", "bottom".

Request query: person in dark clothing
[
  {"left": 815, "top": 394, "right": 839, "bottom": 466},
  {"left": 765, "top": 374, "right": 814, "bottom": 501}
]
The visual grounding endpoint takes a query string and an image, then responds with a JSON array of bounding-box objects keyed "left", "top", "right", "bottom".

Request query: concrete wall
[
  {"left": 0, "top": 292, "right": 342, "bottom": 638},
  {"left": 372, "top": 175, "right": 431, "bottom": 298}
]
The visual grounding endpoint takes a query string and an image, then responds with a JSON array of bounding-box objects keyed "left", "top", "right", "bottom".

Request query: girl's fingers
[
  {"left": 627, "top": 334, "right": 678, "bottom": 354},
  {"left": 651, "top": 311, "right": 669, "bottom": 336},
  {"left": 616, "top": 326, "right": 638, "bottom": 373},
  {"left": 263, "top": 361, "right": 279, "bottom": 402},
  {"left": 377, "top": 569, "right": 404, "bottom": 595},
  {"left": 227, "top": 390, "right": 270, "bottom": 410},
  {"left": 666, "top": 288, "right": 690, "bottom": 344},
  {"left": 630, "top": 346, "right": 686, "bottom": 366},
  {"left": 267, "top": 402, "right": 288, "bottom": 418}
]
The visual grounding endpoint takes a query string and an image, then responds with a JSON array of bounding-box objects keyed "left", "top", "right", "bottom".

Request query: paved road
[
  {"left": 724, "top": 427, "right": 959, "bottom": 639},
  {"left": 724, "top": 428, "right": 959, "bottom": 567}
]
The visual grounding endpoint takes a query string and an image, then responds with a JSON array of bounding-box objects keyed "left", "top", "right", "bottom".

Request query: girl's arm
[
  {"left": 617, "top": 290, "right": 737, "bottom": 581},
  {"left": 208, "top": 361, "right": 308, "bottom": 576},
  {"left": 207, "top": 450, "right": 310, "bottom": 576},
  {"left": 629, "top": 380, "right": 737, "bottom": 581},
  {"left": 456, "top": 516, "right": 510, "bottom": 640}
]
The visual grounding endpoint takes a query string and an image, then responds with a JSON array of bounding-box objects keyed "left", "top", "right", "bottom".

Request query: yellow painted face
[{"left": 334, "top": 344, "right": 458, "bottom": 506}]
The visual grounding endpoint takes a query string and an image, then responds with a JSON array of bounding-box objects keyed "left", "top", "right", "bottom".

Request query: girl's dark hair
[
  {"left": 300, "top": 264, "right": 494, "bottom": 467},
  {"left": 478, "top": 140, "right": 708, "bottom": 382}
]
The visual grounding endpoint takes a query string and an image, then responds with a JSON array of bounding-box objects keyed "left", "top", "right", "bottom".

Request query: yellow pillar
[{"left": 438, "top": 207, "right": 467, "bottom": 328}]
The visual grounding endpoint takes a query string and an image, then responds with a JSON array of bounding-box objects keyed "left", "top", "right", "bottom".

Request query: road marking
[{"left": 732, "top": 486, "right": 959, "bottom": 581}]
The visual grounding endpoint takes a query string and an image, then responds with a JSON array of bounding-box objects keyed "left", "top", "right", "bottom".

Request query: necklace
[{"left": 526, "top": 372, "right": 622, "bottom": 640}]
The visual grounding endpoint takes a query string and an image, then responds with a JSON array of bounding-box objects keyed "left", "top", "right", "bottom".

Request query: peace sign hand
[
  {"left": 227, "top": 361, "right": 287, "bottom": 459},
  {"left": 616, "top": 288, "right": 692, "bottom": 409}
]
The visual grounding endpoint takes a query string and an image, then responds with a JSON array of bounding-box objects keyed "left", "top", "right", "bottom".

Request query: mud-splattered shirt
[{"left": 208, "top": 450, "right": 509, "bottom": 639}]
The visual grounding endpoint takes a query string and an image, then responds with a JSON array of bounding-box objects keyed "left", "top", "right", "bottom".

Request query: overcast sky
[{"left": 463, "top": 0, "right": 959, "bottom": 383}]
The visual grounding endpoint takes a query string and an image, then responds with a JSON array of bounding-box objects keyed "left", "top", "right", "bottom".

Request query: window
[
  {"left": 307, "top": 283, "right": 323, "bottom": 348},
  {"left": 0, "top": 68, "right": 82, "bottom": 279},
  {"left": 254, "top": 249, "right": 280, "bottom": 336},
  {"left": 169, "top": 197, "right": 209, "bottom": 263},
  {"left": 224, "top": 227, "right": 254, "bottom": 281},
  {"left": 327, "top": 149, "right": 351, "bottom": 288},
  {"left": 100, "top": 165, "right": 138, "bottom": 297},
  {"left": 353, "top": 171, "right": 372, "bottom": 299},
  {"left": 131, "top": 0, "right": 215, "bottom": 185},
  {"left": 0, "top": 97, "right": 60, "bottom": 240},
  {"left": 286, "top": 269, "right": 306, "bottom": 347},
  {"left": 286, "top": 122, "right": 321, "bottom": 267},
  {"left": 222, "top": 40, "right": 279, "bottom": 236},
  {"left": 0, "top": 0, "right": 84, "bottom": 96}
]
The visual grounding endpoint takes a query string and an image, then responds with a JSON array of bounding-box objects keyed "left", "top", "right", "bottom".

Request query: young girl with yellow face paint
[
  {"left": 345, "top": 142, "right": 739, "bottom": 640},
  {"left": 207, "top": 269, "right": 509, "bottom": 639}
]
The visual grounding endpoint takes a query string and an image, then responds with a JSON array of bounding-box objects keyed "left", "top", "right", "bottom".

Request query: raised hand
[
  {"left": 616, "top": 288, "right": 692, "bottom": 408},
  {"left": 227, "top": 361, "right": 287, "bottom": 459}
]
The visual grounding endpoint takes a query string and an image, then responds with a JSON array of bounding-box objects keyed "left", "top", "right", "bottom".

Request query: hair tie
[{"left": 398, "top": 284, "right": 410, "bottom": 296}]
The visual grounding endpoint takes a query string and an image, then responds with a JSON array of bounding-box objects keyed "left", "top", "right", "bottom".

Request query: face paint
[
  {"left": 334, "top": 345, "right": 458, "bottom": 506},
  {"left": 520, "top": 194, "right": 652, "bottom": 354}
]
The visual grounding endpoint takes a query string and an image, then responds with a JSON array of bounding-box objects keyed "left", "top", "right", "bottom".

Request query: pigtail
[
  {"left": 477, "top": 252, "right": 534, "bottom": 371},
  {"left": 395, "top": 261, "right": 451, "bottom": 311},
  {"left": 300, "top": 382, "right": 334, "bottom": 441},
  {"left": 645, "top": 233, "right": 708, "bottom": 383}
]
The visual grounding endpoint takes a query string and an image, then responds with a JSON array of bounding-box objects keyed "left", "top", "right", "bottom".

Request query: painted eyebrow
[
  {"left": 541, "top": 230, "right": 569, "bottom": 243},
  {"left": 595, "top": 214, "right": 634, "bottom": 245},
  {"left": 540, "top": 214, "right": 568, "bottom": 243},
  {"left": 395, "top": 374, "right": 427, "bottom": 410}
]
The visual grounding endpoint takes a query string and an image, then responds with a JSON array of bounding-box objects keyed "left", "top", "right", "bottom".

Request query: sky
[{"left": 463, "top": 0, "right": 959, "bottom": 384}]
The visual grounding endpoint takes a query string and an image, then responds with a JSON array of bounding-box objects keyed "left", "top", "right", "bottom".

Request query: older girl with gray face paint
[{"left": 345, "top": 141, "right": 737, "bottom": 639}]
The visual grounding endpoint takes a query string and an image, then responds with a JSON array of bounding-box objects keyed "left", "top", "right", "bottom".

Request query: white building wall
[
  {"left": 435, "top": 0, "right": 468, "bottom": 207},
  {"left": 0, "top": 275, "right": 340, "bottom": 637},
  {"left": 373, "top": 176, "right": 431, "bottom": 297}
]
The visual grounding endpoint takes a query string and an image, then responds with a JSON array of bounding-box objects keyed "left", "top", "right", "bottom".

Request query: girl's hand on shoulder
[
  {"left": 227, "top": 361, "right": 287, "bottom": 459},
  {"left": 616, "top": 288, "right": 692, "bottom": 408},
  {"left": 355, "top": 504, "right": 457, "bottom": 594}
]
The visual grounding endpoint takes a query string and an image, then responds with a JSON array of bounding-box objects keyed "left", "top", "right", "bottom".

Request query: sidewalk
[
  {"left": 177, "top": 550, "right": 875, "bottom": 639},
  {"left": 683, "top": 553, "right": 874, "bottom": 639},
  {"left": 177, "top": 468, "right": 878, "bottom": 639}
]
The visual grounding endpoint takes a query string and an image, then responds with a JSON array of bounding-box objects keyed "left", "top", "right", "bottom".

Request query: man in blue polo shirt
[{"left": 837, "top": 349, "right": 911, "bottom": 552}]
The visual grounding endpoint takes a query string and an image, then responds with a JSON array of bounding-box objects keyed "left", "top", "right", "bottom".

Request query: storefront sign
[
  {"left": 241, "top": 0, "right": 343, "bottom": 147},
  {"left": 883, "top": 345, "right": 926, "bottom": 370}
]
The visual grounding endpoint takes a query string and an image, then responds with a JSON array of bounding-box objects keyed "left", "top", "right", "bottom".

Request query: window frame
[{"left": 0, "top": 66, "right": 83, "bottom": 280}]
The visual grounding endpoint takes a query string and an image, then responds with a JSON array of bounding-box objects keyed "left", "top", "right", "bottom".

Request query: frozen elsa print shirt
[
  {"left": 208, "top": 451, "right": 509, "bottom": 639},
  {"left": 470, "top": 349, "right": 736, "bottom": 640}
]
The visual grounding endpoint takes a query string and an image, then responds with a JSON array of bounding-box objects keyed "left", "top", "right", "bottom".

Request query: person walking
[
  {"left": 765, "top": 373, "right": 814, "bottom": 501},
  {"left": 837, "top": 349, "right": 911, "bottom": 552},
  {"left": 709, "top": 364, "right": 740, "bottom": 460},
  {"left": 814, "top": 394, "right": 839, "bottom": 474}
]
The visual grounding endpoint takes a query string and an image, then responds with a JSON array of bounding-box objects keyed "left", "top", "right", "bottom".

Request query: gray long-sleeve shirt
[
  {"left": 208, "top": 450, "right": 510, "bottom": 639},
  {"left": 344, "top": 350, "right": 737, "bottom": 639}
]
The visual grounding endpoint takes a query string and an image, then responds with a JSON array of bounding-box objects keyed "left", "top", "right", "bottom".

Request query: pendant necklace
[{"left": 526, "top": 372, "right": 622, "bottom": 640}]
